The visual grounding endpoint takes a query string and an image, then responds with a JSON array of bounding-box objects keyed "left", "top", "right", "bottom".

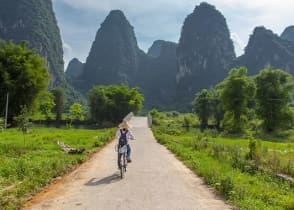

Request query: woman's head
[{"left": 118, "top": 121, "right": 131, "bottom": 130}]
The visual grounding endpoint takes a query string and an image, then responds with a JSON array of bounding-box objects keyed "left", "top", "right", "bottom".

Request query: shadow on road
[{"left": 85, "top": 173, "right": 121, "bottom": 186}]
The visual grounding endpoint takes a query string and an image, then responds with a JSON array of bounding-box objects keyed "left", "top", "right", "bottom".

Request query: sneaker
[{"left": 127, "top": 159, "right": 132, "bottom": 163}]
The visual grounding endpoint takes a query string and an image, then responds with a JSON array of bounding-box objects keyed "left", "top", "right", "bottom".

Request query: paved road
[{"left": 24, "top": 117, "right": 231, "bottom": 210}]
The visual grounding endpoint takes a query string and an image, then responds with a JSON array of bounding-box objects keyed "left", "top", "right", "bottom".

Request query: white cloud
[
  {"left": 231, "top": 33, "right": 245, "bottom": 56},
  {"left": 55, "top": 0, "right": 193, "bottom": 13},
  {"left": 62, "top": 41, "right": 72, "bottom": 70}
]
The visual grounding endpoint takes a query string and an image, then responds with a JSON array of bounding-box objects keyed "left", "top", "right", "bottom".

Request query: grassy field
[
  {"left": 0, "top": 126, "right": 115, "bottom": 210},
  {"left": 151, "top": 112, "right": 294, "bottom": 210}
]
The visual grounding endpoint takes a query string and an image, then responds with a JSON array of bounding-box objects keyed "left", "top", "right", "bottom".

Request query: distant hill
[
  {"left": 71, "top": 10, "right": 178, "bottom": 110},
  {"left": 137, "top": 40, "right": 178, "bottom": 110},
  {"left": 176, "top": 2, "right": 236, "bottom": 103},
  {"left": 79, "top": 10, "right": 142, "bottom": 92},
  {"left": 281, "top": 26, "right": 294, "bottom": 43},
  {"left": 232, "top": 26, "right": 294, "bottom": 75},
  {"left": 148, "top": 40, "right": 167, "bottom": 58},
  {"left": 66, "top": 58, "right": 84, "bottom": 79},
  {"left": 66, "top": 3, "right": 294, "bottom": 111}
]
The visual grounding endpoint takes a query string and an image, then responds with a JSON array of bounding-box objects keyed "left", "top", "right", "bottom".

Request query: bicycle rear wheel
[
  {"left": 120, "top": 166, "right": 124, "bottom": 179},
  {"left": 120, "top": 153, "right": 126, "bottom": 179}
]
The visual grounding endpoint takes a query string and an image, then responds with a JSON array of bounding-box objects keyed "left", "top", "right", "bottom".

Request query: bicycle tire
[
  {"left": 124, "top": 153, "right": 127, "bottom": 172},
  {"left": 120, "top": 153, "right": 125, "bottom": 179},
  {"left": 120, "top": 166, "right": 124, "bottom": 179}
]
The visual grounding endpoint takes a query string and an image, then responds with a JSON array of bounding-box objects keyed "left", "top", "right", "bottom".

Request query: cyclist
[{"left": 116, "top": 121, "right": 135, "bottom": 168}]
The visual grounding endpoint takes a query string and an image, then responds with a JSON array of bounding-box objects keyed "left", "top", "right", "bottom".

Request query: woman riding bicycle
[{"left": 116, "top": 121, "right": 135, "bottom": 168}]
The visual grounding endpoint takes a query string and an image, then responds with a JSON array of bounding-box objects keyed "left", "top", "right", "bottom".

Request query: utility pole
[{"left": 4, "top": 92, "right": 9, "bottom": 129}]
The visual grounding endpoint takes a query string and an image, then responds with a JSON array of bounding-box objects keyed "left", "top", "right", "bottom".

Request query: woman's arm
[
  {"left": 127, "top": 130, "right": 135, "bottom": 140},
  {"left": 115, "top": 129, "right": 121, "bottom": 140}
]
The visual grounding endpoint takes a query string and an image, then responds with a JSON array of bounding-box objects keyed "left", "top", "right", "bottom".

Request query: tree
[
  {"left": 219, "top": 67, "right": 256, "bottom": 133},
  {"left": 51, "top": 87, "right": 64, "bottom": 126},
  {"left": 37, "top": 91, "right": 55, "bottom": 120},
  {"left": 69, "top": 103, "right": 83, "bottom": 124},
  {"left": 210, "top": 87, "right": 224, "bottom": 130},
  {"left": 0, "top": 40, "right": 49, "bottom": 125},
  {"left": 0, "top": 118, "right": 4, "bottom": 132},
  {"left": 88, "top": 85, "right": 144, "bottom": 124},
  {"left": 88, "top": 86, "right": 108, "bottom": 124},
  {"left": 14, "top": 106, "right": 31, "bottom": 146},
  {"left": 192, "top": 89, "right": 212, "bottom": 130},
  {"left": 255, "top": 68, "right": 294, "bottom": 132}
]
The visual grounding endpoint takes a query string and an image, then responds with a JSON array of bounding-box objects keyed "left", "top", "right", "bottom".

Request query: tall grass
[
  {"left": 0, "top": 127, "right": 115, "bottom": 209},
  {"left": 152, "top": 112, "right": 294, "bottom": 209}
]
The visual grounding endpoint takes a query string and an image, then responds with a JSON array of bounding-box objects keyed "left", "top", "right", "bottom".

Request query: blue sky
[{"left": 52, "top": 0, "right": 294, "bottom": 69}]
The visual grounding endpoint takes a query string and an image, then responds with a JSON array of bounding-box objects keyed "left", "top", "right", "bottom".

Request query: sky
[{"left": 52, "top": 0, "right": 294, "bottom": 69}]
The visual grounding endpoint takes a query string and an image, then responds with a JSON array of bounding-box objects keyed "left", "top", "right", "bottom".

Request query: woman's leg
[
  {"left": 118, "top": 152, "right": 122, "bottom": 168},
  {"left": 127, "top": 144, "right": 131, "bottom": 160}
]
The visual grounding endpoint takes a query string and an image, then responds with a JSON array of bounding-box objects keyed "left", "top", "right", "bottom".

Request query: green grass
[
  {"left": 0, "top": 127, "right": 115, "bottom": 210},
  {"left": 151, "top": 113, "right": 294, "bottom": 210}
]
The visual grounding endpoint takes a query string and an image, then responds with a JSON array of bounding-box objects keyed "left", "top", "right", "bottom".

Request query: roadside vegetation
[
  {"left": 151, "top": 111, "right": 294, "bottom": 209},
  {"left": 0, "top": 127, "right": 116, "bottom": 209},
  {"left": 150, "top": 65, "right": 294, "bottom": 210}
]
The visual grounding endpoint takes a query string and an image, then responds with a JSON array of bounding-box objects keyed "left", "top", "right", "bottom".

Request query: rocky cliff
[
  {"left": 281, "top": 26, "right": 294, "bottom": 43},
  {"left": 66, "top": 58, "right": 84, "bottom": 79},
  {"left": 233, "top": 26, "right": 294, "bottom": 75},
  {"left": 80, "top": 10, "right": 142, "bottom": 92},
  {"left": 0, "top": 0, "right": 85, "bottom": 106},
  {"left": 0, "top": 0, "right": 66, "bottom": 88},
  {"left": 176, "top": 2, "right": 236, "bottom": 100},
  {"left": 137, "top": 40, "right": 178, "bottom": 109}
]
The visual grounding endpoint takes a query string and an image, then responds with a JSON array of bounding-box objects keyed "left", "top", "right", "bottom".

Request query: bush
[{"left": 203, "top": 129, "right": 219, "bottom": 138}]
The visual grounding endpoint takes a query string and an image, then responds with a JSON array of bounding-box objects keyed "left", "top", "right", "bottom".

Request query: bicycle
[{"left": 117, "top": 144, "right": 128, "bottom": 179}]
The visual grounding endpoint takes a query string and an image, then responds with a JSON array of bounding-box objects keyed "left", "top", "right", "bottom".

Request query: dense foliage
[
  {"left": 0, "top": 41, "right": 49, "bottom": 124},
  {"left": 88, "top": 85, "right": 144, "bottom": 123},
  {"left": 192, "top": 67, "right": 294, "bottom": 134},
  {"left": 51, "top": 87, "right": 65, "bottom": 126},
  {"left": 192, "top": 89, "right": 212, "bottom": 130},
  {"left": 69, "top": 103, "right": 83, "bottom": 122},
  {"left": 255, "top": 68, "right": 294, "bottom": 132},
  {"left": 219, "top": 67, "right": 256, "bottom": 133},
  {"left": 36, "top": 91, "right": 55, "bottom": 120}
]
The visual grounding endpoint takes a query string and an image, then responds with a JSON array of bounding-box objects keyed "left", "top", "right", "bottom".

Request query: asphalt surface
[{"left": 24, "top": 117, "right": 231, "bottom": 210}]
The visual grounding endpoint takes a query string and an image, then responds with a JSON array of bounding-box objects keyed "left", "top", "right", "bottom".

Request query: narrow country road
[{"left": 23, "top": 117, "right": 231, "bottom": 210}]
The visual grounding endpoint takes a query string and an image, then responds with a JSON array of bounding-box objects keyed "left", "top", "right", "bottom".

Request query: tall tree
[
  {"left": 0, "top": 41, "right": 49, "bottom": 125},
  {"left": 51, "top": 87, "right": 64, "bottom": 126},
  {"left": 69, "top": 103, "right": 83, "bottom": 124},
  {"left": 14, "top": 106, "right": 30, "bottom": 146},
  {"left": 219, "top": 67, "right": 256, "bottom": 133},
  {"left": 255, "top": 68, "right": 294, "bottom": 132},
  {"left": 210, "top": 87, "right": 224, "bottom": 129},
  {"left": 37, "top": 91, "right": 55, "bottom": 120},
  {"left": 192, "top": 89, "right": 212, "bottom": 130}
]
